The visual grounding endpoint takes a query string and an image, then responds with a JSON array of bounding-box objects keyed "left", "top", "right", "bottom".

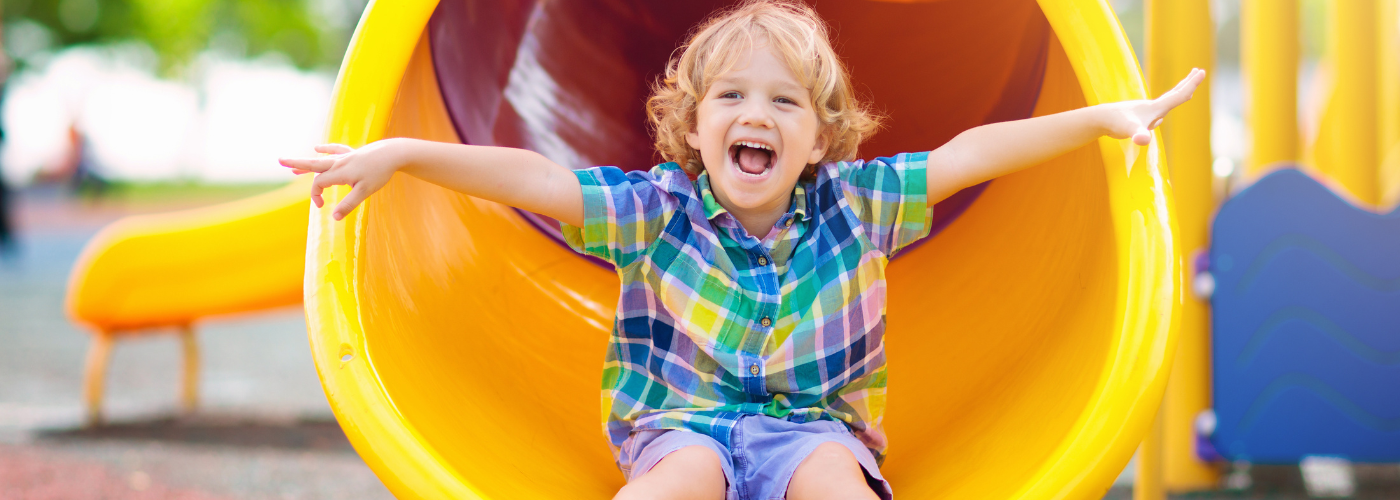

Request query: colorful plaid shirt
[{"left": 561, "top": 153, "right": 932, "bottom": 466}]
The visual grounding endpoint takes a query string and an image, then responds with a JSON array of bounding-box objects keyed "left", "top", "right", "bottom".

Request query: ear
[
  {"left": 686, "top": 128, "right": 702, "bottom": 151},
  {"left": 807, "top": 127, "right": 831, "bottom": 164}
]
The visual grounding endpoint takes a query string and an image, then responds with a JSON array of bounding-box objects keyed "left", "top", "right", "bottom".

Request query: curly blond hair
[{"left": 646, "top": 0, "right": 881, "bottom": 178}]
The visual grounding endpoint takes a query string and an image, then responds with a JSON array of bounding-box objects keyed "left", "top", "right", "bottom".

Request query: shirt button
[
  {"left": 749, "top": 364, "right": 761, "bottom": 375},
  {"left": 758, "top": 256, "right": 768, "bottom": 266},
  {"left": 760, "top": 317, "right": 772, "bottom": 327},
  {"left": 784, "top": 218, "right": 793, "bottom": 228}
]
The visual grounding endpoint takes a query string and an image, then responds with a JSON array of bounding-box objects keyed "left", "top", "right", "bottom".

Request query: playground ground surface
[{"left": 2, "top": 183, "right": 1396, "bottom": 499}]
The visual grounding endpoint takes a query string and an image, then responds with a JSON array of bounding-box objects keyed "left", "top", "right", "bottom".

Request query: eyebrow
[{"left": 713, "top": 75, "right": 808, "bottom": 96}]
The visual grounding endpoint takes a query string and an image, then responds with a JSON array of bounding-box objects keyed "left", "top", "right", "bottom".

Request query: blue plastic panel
[{"left": 1210, "top": 168, "right": 1400, "bottom": 463}]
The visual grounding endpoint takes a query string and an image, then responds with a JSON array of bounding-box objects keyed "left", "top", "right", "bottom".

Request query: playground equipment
[
  {"left": 64, "top": 0, "right": 1184, "bottom": 497},
  {"left": 1209, "top": 169, "right": 1400, "bottom": 462},
  {"left": 65, "top": 182, "right": 308, "bottom": 424},
  {"left": 305, "top": 0, "right": 1180, "bottom": 498},
  {"left": 1136, "top": 0, "right": 1216, "bottom": 496},
  {"left": 1203, "top": 0, "right": 1400, "bottom": 466},
  {"left": 1139, "top": 0, "right": 1400, "bottom": 497}
]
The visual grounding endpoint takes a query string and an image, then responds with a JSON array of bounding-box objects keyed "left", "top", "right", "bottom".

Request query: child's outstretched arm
[
  {"left": 925, "top": 68, "right": 1205, "bottom": 203},
  {"left": 279, "top": 138, "right": 583, "bottom": 226}
]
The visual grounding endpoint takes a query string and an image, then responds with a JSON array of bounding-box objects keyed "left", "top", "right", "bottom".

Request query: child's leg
[
  {"left": 728, "top": 416, "right": 891, "bottom": 500},
  {"left": 785, "top": 442, "right": 881, "bottom": 500},
  {"left": 614, "top": 429, "right": 733, "bottom": 500},
  {"left": 614, "top": 445, "right": 727, "bottom": 500}
]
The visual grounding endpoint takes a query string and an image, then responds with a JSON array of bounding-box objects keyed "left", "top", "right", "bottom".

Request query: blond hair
[{"left": 646, "top": 0, "right": 881, "bottom": 177}]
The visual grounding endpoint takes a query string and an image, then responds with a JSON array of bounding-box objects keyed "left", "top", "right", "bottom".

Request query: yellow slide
[
  {"left": 67, "top": 184, "right": 308, "bottom": 331},
  {"left": 307, "top": 0, "right": 1179, "bottom": 498},
  {"left": 66, "top": 180, "right": 309, "bottom": 423},
  {"left": 70, "top": 0, "right": 1182, "bottom": 498}
]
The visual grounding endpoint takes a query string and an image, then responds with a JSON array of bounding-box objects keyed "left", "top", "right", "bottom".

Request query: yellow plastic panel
[
  {"left": 306, "top": 1, "right": 1180, "bottom": 499},
  {"left": 66, "top": 181, "right": 309, "bottom": 333}
]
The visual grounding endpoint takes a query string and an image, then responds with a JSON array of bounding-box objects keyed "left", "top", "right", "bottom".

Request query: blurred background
[
  {"left": 1, "top": 0, "right": 356, "bottom": 186},
  {"left": 0, "top": 0, "right": 396, "bottom": 498},
  {"left": 0, "top": 0, "right": 1393, "bottom": 498}
]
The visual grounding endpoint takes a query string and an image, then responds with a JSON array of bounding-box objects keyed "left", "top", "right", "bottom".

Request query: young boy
[{"left": 282, "top": 2, "right": 1203, "bottom": 498}]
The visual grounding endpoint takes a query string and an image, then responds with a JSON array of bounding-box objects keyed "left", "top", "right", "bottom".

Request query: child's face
[{"left": 687, "top": 42, "right": 828, "bottom": 215}]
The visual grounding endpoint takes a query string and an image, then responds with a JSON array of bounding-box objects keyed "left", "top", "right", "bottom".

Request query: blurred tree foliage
[{"left": 2, "top": 0, "right": 365, "bottom": 73}]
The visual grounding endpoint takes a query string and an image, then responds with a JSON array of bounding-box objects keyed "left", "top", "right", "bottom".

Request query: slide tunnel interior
[{"left": 311, "top": 0, "right": 1160, "bottom": 498}]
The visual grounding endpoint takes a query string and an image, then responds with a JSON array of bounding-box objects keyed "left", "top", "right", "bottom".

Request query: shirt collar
[{"left": 695, "top": 171, "right": 810, "bottom": 223}]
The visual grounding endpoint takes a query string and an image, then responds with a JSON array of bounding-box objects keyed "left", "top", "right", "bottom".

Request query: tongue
[{"left": 737, "top": 147, "right": 772, "bottom": 175}]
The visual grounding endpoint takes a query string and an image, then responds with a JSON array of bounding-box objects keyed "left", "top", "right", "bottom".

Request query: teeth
[
  {"left": 731, "top": 140, "right": 774, "bottom": 177},
  {"left": 735, "top": 141, "right": 773, "bottom": 151}
]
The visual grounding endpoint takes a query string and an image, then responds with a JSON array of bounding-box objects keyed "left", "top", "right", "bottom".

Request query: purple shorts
[{"left": 619, "top": 415, "right": 892, "bottom": 500}]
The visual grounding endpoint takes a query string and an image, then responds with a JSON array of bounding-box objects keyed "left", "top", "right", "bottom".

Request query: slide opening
[
  {"left": 427, "top": 0, "right": 1052, "bottom": 249},
  {"left": 346, "top": 1, "right": 1121, "bottom": 498}
]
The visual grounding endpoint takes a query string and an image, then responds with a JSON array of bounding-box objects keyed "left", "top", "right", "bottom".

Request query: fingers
[
  {"left": 286, "top": 143, "right": 358, "bottom": 208},
  {"left": 1136, "top": 68, "right": 1205, "bottom": 135},
  {"left": 280, "top": 144, "right": 355, "bottom": 173},
  {"left": 1154, "top": 68, "right": 1206, "bottom": 110},
  {"left": 1167, "top": 68, "right": 1204, "bottom": 96},
  {"left": 311, "top": 170, "right": 342, "bottom": 209},
  {"left": 1167, "top": 68, "right": 1204, "bottom": 95},
  {"left": 279, "top": 156, "right": 335, "bottom": 173},
  {"left": 310, "top": 180, "right": 324, "bottom": 208},
  {"left": 309, "top": 167, "right": 376, "bottom": 220},
  {"left": 332, "top": 184, "right": 373, "bottom": 221},
  {"left": 315, "top": 143, "right": 354, "bottom": 155},
  {"left": 1132, "top": 128, "right": 1152, "bottom": 146}
]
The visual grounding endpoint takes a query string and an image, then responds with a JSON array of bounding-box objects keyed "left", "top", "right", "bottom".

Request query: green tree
[
  {"left": 3, "top": 0, "right": 362, "bottom": 73},
  {"left": 129, "top": 0, "right": 215, "bottom": 71}
]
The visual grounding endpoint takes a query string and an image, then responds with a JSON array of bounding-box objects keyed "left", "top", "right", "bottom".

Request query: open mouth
[{"left": 729, "top": 140, "right": 775, "bottom": 178}]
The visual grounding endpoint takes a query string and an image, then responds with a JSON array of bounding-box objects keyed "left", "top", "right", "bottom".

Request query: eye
[
  {"left": 719, "top": 91, "right": 742, "bottom": 99},
  {"left": 774, "top": 96, "right": 799, "bottom": 106}
]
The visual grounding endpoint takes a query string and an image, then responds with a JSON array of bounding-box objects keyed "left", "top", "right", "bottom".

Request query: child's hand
[
  {"left": 1102, "top": 68, "right": 1206, "bottom": 146},
  {"left": 279, "top": 141, "right": 401, "bottom": 221}
]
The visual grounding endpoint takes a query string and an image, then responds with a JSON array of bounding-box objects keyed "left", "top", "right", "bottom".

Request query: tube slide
[
  {"left": 306, "top": 0, "right": 1181, "bottom": 499},
  {"left": 65, "top": 180, "right": 311, "bottom": 422},
  {"left": 66, "top": 183, "right": 308, "bottom": 333}
]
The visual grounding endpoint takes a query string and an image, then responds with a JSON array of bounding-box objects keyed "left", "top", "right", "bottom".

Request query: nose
[{"left": 737, "top": 99, "right": 775, "bottom": 129}]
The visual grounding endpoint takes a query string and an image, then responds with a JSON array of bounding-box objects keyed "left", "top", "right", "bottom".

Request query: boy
[{"left": 282, "top": 2, "right": 1203, "bottom": 498}]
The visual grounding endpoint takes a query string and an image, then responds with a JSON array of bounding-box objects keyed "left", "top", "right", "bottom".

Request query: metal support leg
[
  {"left": 83, "top": 332, "right": 114, "bottom": 426},
  {"left": 179, "top": 324, "right": 199, "bottom": 414}
]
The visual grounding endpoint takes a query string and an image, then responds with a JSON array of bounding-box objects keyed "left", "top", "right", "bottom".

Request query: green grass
[{"left": 86, "top": 181, "right": 290, "bottom": 207}]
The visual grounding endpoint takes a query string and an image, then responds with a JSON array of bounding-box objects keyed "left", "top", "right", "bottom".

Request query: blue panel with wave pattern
[{"left": 1211, "top": 168, "right": 1400, "bottom": 463}]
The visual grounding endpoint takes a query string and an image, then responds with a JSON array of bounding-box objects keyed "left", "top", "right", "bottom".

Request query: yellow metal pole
[
  {"left": 1318, "top": 0, "right": 1380, "bottom": 205},
  {"left": 1242, "top": 0, "right": 1300, "bottom": 177},
  {"left": 1146, "top": 0, "right": 1218, "bottom": 493},
  {"left": 1134, "top": 408, "right": 1166, "bottom": 500},
  {"left": 83, "top": 332, "right": 114, "bottom": 426},
  {"left": 1379, "top": 0, "right": 1400, "bottom": 206},
  {"left": 179, "top": 324, "right": 200, "bottom": 414}
]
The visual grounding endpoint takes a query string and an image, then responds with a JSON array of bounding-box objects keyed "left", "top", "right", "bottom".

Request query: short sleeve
[
  {"left": 559, "top": 165, "right": 677, "bottom": 268},
  {"left": 833, "top": 152, "right": 934, "bottom": 256}
]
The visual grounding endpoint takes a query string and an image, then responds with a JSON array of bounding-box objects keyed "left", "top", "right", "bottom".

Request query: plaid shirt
[{"left": 561, "top": 153, "right": 931, "bottom": 465}]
